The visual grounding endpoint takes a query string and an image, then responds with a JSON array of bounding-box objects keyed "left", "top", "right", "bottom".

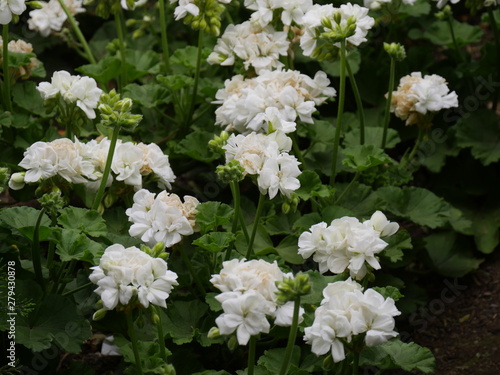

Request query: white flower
[
  {"left": 433, "top": 0, "right": 460, "bottom": 8},
  {"left": 28, "top": 0, "right": 84, "bottom": 36},
  {"left": 49, "top": 138, "right": 94, "bottom": 184},
  {"left": 170, "top": 0, "right": 199, "bottom": 20},
  {"left": 366, "top": 210, "right": 399, "bottom": 237},
  {"left": 215, "top": 291, "right": 272, "bottom": 345},
  {"left": 121, "top": 0, "right": 147, "bottom": 10},
  {"left": 137, "top": 143, "right": 176, "bottom": 190},
  {"left": 273, "top": 301, "right": 305, "bottom": 326},
  {"left": 0, "top": 0, "right": 26, "bottom": 24},
  {"left": 257, "top": 153, "right": 301, "bottom": 199},
  {"left": 111, "top": 143, "right": 144, "bottom": 188},
  {"left": 89, "top": 244, "right": 178, "bottom": 310},
  {"left": 18, "top": 142, "right": 59, "bottom": 183}
]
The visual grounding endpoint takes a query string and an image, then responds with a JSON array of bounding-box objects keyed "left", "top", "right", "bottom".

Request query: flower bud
[
  {"left": 8, "top": 172, "right": 26, "bottom": 191},
  {"left": 151, "top": 311, "right": 160, "bottom": 325},
  {"left": 275, "top": 273, "right": 311, "bottom": 304},
  {"left": 207, "top": 327, "right": 221, "bottom": 339},
  {"left": 26, "top": 1, "right": 44, "bottom": 9},
  {"left": 435, "top": 5, "right": 452, "bottom": 20},
  {"left": 383, "top": 42, "right": 406, "bottom": 62},
  {"left": 227, "top": 335, "right": 239, "bottom": 351},
  {"left": 216, "top": 160, "right": 245, "bottom": 183},
  {"left": 103, "top": 193, "right": 117, "bottom": 208},
  {"left": 93, "top": 308, "right": 107, "bottom": 321}
]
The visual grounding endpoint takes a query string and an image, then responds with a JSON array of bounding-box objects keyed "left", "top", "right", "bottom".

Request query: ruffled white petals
[
  {"left": 28, "top": 0, "right": 84, "bottom": 35},
  {"left": 0, "top": 0, "right": 26, "bottom": 24}
]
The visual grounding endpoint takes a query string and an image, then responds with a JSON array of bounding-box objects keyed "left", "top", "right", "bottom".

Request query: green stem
[
  {"left": 126, "top": 310, "right": 144, "bottom": 375},
  {"left": 247, "top": 335, "right": 257, "bottom": 375},
  {"left": 352, "top": 350, "right": 360, "bottom": 375},
  {"left": 115, "top": 9, "right": 128, "bottom": 90},
  {"left": 57, "top": 259, "right": 77, "bottom": 294},
  {"left": 187, "top": 30, "right": 204, "bottom": 126},
  {"left": 179, "top": 245, "right": 206, "bottom": 296},
  {"left": 154, "top": 305, "right": 168, "bottom": 364},
  {"left": 279, "top": 297, "right": 301, "bottom": 375},
  {"left": 488, "top": 8, "right": 500, "bottom": 109},
  {"left": 346, "top": 59, "right": 365, "bottom": 146},
  {"left": 46, "top": 216, "right": 58, "bottom": 269},
  {"left": 291, "top": 132, "right": 306, "bottom": 167},
  {"left": 32, "top": 208, "right": 46, "bottom": 290},
  {"left": 62, "top": 282, "right": 93, "bottom": 297},
  {"left": 334, "top": 172, "right": 359, "bottom": 205},
  {"left": 406, "top": 127, "right": 424, "bottom": 165},
  {"left": 330, "top": 39, "right": 347, "bottom": 186},
  {"left": 2, "top": 24, "right": 12, "bottom": 112},
  {"left": 246, "top": 193, "right": 266, "bottom": 259},
  {"left": 57, "top": 0, "right": 96, "bottom": 64},
  {"left": 239, "top": 209, "right": 250, "bottom": 243},
  {"left": 446, "top": 17, "right": 463, "bottom": 62},
  {"left": 92, "top": 125, "right": 121, "bottom": 211},
  {"left": 158, "top": 0, "right": 172, "bottom": 74},
  {"left": 381, "top": 56, "right": 395, "bottom": 149},
  {"left": 226, "top": 181, "right": 242, "bottom": 261}
]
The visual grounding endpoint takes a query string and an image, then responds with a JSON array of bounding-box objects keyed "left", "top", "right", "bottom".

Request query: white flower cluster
[
  {"left": 298, "top": 211, "right": 399, "bottom": 280},
  {"left": 0, "top": 0, "right": 26, "bottom": 24},
  {"left": 304, "top": 278, "right": 400, "bottom": 362},
  {"left": 169, "top": 0, "right": 230, "bottom": 21},
  {"left": 210, "top": 258, "right": 305, "bottom": 345},
  {"left": 126, "top": 188, "right": 199, "bottom": 249},
  {"left": 37, "top": 70, "right": 102, "bottom": 119},
  {"left": 207, "top": 21, "right": 289, "bottom": 73},
  {"left": 244, "top": 0, "right": 313, "bottom": 28},
  {"left": 390, "top": 72, "right": 458, "bottom": 126},
  {"left": 223, "top": 132, "right": 301, "bottom": 198},
  {"left": 10, "top": 137, "right": 176, "bottom": 191},
  {"left": 28, "top": 0, "right": 85, "bottom": 37},
  {"left": 89, "top": 244, "right": 178, "bottom": 310},
  {"left": 300, "top": 3, "right": 374, "bottom": 56},
  {"left": 363, "top": 0, "right": 416, "bottom": 10},
  {"left": 214, "top": 69, "right": 336, "bottom": 134}
]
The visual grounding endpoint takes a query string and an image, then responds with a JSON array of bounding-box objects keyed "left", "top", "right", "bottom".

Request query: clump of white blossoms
[
  {"left": 300, "top": 3, "right": 374, "bottom": 58},
  {"left": 210, "top": 258, "right": 305, "bottom": 345},
  {"left": 126, "top": 188, "right": 200, "bottom": 249},
  {"left": 208, "top": 21, "right": 289, "bottom": 73},
  {"left": 304, "top": 278, "right": 400, "bottom": 362},
  {"left": 37, "top": 70, "right": 102, "bottom": 119},
  {"left": 28, "top": 0, "right": 85, "bottom": 37},
  {"left": 244, "top": 0, "right": 313, "bottom": 28},
  {"left": 223, "top": 132, "right": 301, "bottom": 199},
  {"left": 298, "top": 211, "right": 399, "bottom": 280},
  {"left": 89, "top": 244, "right": 179, "bottom": 310},
  {"left": 390, "top": 72, "right": 458, "bottom": 127},
  {"left": 214, "top": 69, "right": 336, "bottom": 134},
  {"left": 0, "top": 37, "right": 40, "bottom": 80},
  {"left": 0, "top": 0, "right": 26, "bottom": 24},
  {"left": 10, "top": 137, "right": 176, "bottom": 192},
  {"left": 363, "top": 0, "right": 416, "bottom": 10}
]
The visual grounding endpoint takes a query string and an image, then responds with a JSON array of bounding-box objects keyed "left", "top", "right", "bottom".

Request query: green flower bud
[
  {"left": 216, "top": 160, "right": 245, "bottom": 183},
  {"left": 103, "top": 193, "right": 117, "bottom": 208},
  {"left": 38, "top": 188, "right": 67, "bottom": 216},
  {"left": 93, "top": 308, "right": 107, "bottom": 321},
  {"left": 26, "top": 1, "right": 44, "bottom": 9},
  {"left": 8, "top": 171, "right": 25, "bottom": 190},
  {"left": 207, "top": 327, "right": 221, "bottom": 339},
  {"left": 275, "top": 273, "right": 311, "bottom": 304},
  {"left": 227, "top": 335, "right": 239, "bottom": 351},
  {"left": 282, "top": 202, "right": 291, "bottom": 215},
  {"left": 323, "top": 354, "right": 333, "bottom": 370},
  {"left": 151, "top": 311, "right": 160, "bottom": 325},
  {"left": 98, "top": 89, "right": 143, "bottom": 130},
  {"left": 383, "top": 42, "right": 406, "bottom": 62},
  {"left": 435, "top": 5, "right": 452, "bottom": 20}
]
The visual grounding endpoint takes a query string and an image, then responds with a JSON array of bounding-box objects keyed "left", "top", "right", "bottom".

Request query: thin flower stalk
[
  {"left": 115, "top": 9, "right": 128, "bottom": 90},
  {"left": 226, "top": 181, "right": 242, "bottom": 261},
  {"left": 32, "top": 208, "right": 46, "bottom": 290},
  {"left": 154, "top": 305, "right": 168, "bottom": 364},
  {"left": 246, "top": 193, "right": 266, "bottom": 259},
  {"left": 126, "top": 310, "right": 144, "bottom": 375},
  {"left": 179, "top": 245, "right": 206, "bottom": 296},
  {"left": 330, "top": 39, "right": 347, "bottom": 185},
  {"left": 334, "top": 172, "right": 360, "bottom": 205},
  {"left": 57, "top": 0, "right": 96, "bottom": 64},
  {"left": 381, "top": 56, "right": 395, "bottom": 149},
  {"left": 158, "top": 0, "right": 172, "bottom": 74},
  {"left": 247, "top": 335, "right": 257, "bottom": 375},
  {"left": 279, "top": 296, "right": 301, "bottom": 375},
  {"left": 346, "top": 59, "right": 365, "bottom": 145},
  {"left": 2, "top": 24, "right": 12, "bottom": 112},
  {"left": 186, "top": 30, "right": 204, "bottom": 127}
]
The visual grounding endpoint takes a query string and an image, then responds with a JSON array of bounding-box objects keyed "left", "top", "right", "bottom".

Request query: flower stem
[
  {"left": 115, "top": 9, "right": 128, "bottom": 90},
  {"left": 179, "top": 245, "right": 206, "bottom": 296},
  {"left": 2, "top": 24, "right": 13, "bottom": 112},
  {"left": 158, "top": 0, "right": 172, "bottom": 74},
  {"left": 186, "top": 30, "right": 204, "bottom": 127},
  {"left": 279, "top": 296, "right": 301, "bottom": 375},
  {"left": 352, "top": 350, "right": 360, "bottom": 375},
  {"left": 91, "top": 125, "right": 121, "bottom": 211},
  {"left": 346, "top": 59, "right": 365, "bottom": 146},
  {"left": 446, "top": 17, "right": 463, "bottom": 63},
  {"left": 126, "top": 309, "right": 144, "bottom": 375},
  {"left": 381, "top": 56, "right": 395, "bottom": 149},
  {"left": 246, "top": 193, "right": 265, "bottom": 259},
  {"left": 406, "top": 127, "right": 424, "bottom": 165},
  {"left": 226, "top": 181, "right": 242, "bottom": 261},
  {"left": 330, "top": 39, "right": 347, "bottom": 186},
  {"left": 334, "top": 172, "right": 359, "bottom": 205},
  {"left": 291, "top": 132, "right": 306, "bottom": 167},
  {"left": 154, "top": 305, "right": 168, "bottom": 363},
  {"left": 33, "top": 208, "right": 46, "bottom": 290},
  {"left": 57, "top": 0, "right": 96, "bottom": 64},
  {"left": 62, "top": 282, "right": 93, "bottom": 297},
  {"left": 247, "top": 335, "right": 257, "bottom": 375}
]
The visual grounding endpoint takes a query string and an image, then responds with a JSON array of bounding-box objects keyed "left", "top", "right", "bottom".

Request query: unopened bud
[
  {"left": 93, "top": 308, "right": 107, "bottom": 321},
  {"left": 207, "top": 327, "right": 220, "bottom": 339},
  {"left": 26, "top": 1, "right": 44, "bottom": 9},
  {"left": 383, "top": 42, "right": 406, "bottom": 62},
  {"left": 9, "top": 172, "right": 26, "bottom": 191},
  {"left": 227, "top": 335, "right": 238, "bottom": 351}
]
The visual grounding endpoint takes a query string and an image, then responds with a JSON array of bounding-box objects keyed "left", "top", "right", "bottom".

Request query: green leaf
[
  {"left": 12, "top": 81, "right": 47, "bottom": 116},
  {"left": 57, "top": 207, "right": 107, "bottom": 237},
  {"left": 8, "top": 51, "right": 35, "bottom": 68},
  {"left": 301, "top": 270, "right": 344, "bottom": 306},
  {"left": 399, "top": 0, "right": 431, "bottom": 17},
  {"left": 174, "top": 131, "right": 220, "bottom": 162},
  {"left": 0, "top": 207, "right": 51, "bottom": 240},
  {"left": 235, "top": 224, "right": 274, "bottom": 256},
  {"left": 195, "top": 202, "right": 234, "bottom": 234},
  {"left": 335, "top": 183, "right": 383, "bottom": 217},
  {"left": 372, "top": 286, "right": 403, "bottom": 301},
  {"left": 162, "top": 299, "right": 208, "bottom": 345},
  {"left": 157, "top": 74, "right": 194, "bottom": 91},
  {"left": 193, "top": 232, "right": 236, "bottom": 253},
  {"left": 360, "top": 339, "right": 435, "bottom": 373},
  {"left": 275, "top": 235, "right": 304, "bottom": 265},
  {"left": 344, "top": 127, "right": 400, "bottom": 150},
  {"left": 205, "top": 292, "right": 222, "bottom": 312},
  {"left": 51, "top": 228, "right": 105, "bottom": 264},
  {"left": 123, "top": 83, "right": 170, "bottom": 108},
  {"left": 292, "top": 212, "right": 323, "bottom": 233},
  {"left": 258, "top": 347, "right": 301, "bottom": 373},
  {"left": 456, "top": 109, "right": 500, "bottom": 166},
  {"left": 342, "top": 144, "right": 392, "bottom": 172},
  {"left": 377, "top": 186, "right": 453, "bottom": 228},
  {"left": 124, "top": 50, "right": 161, "bottom": 81},
  {"left": 76, "top": 55, "right": 121, "bottom": 84},
  {"left": 114, "top": 335, "right": 169, "bottom": 373},
  {"left": 409, "top": 19, "right": 482, "bottom": 48},
  {"left": 16, "top": 294, "right": 92, "bottom": 353},
  {"left": 424, "top": 231, "right": 483, "bottom": 277},
  {"left": 295, "top": 170, "right": 334, "bottom": 201},
  {"left": 381, "top": 230, "right": 412, "bottom": 263},
  {"left": 265, "top": 211, "right": 301, "bottom": 236},
  {"left": 320, "top": 49, "right": 361, "bottom": 77}
]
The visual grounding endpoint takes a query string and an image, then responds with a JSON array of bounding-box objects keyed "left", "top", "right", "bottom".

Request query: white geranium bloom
[
  {"left": 433, "top": 0, "right": 460, "bottom": 8},
  {"left": 89, "top": 244, "right": 178, "bottom": 310},
  {"left": 273, "top": 301, "right": 305, "bottom": 326},
  {"left": 367, "top": 210, "right": 399, "bottom": 237},
  {"left": 18, "top": 142, "right": 59, "bottom": 183},
  {"left": 257, "top": 153, "right": 301, "bottom": 199},
  {"left": 28, "top": 0, "right": 84, "bottom": 36},
  {"left": 68, "top": 76, "right": 103, "bottom": 119},
  {"left": 298, "top": 222, "right": 327, "bottom": 259},
  {"left": 121, "top": 0, "right": 147, "bottom": 10},
  {"left": 111, "top": 143, "right": 143, "bottom": 188},
  {"left": 137, "top": 143, "right": 176, "bottom": 190},
  {"left": 0, "top": 0, "right": 26, "bottom": 24},
  {"left": 215, "top": 291, "right": 272, "bottom": 345},
  {"left": 170, "top": 0, "right": 199, "bottom": 20},
  {"left": 50, "top": 138, "right": 94, "bottom": 184},
  {"left": 337, "top": 3, "right": 375, "bottom": 47}
]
